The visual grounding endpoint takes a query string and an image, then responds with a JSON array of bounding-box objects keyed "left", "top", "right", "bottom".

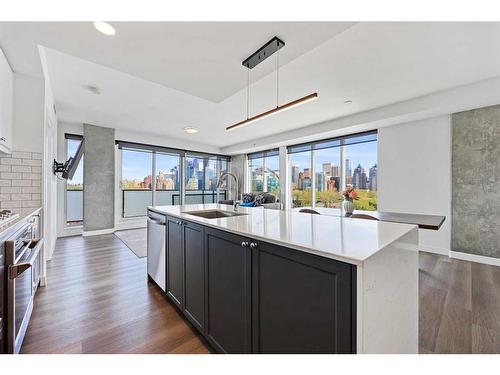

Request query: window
[
  {"left": 288, "top": 131, "right": 377, "bottom": 210},
  {"left": 155, "top": 152, "right": 181, "bottom": 206},
  {"left": 118, "top": 141, "right": 230, "bottom": 216},
  {"left": 290, "top": 151, "right": 311, "bottom": 208},
  {"left": 65, "top": 136, "right": 84, "bottom": 226},
  {"left": 185, "top": 156, "right": 228, "bottom": 204},
  {"left": 121, "top": 149, "right": 153, "bottom": 217},
  {"left": 247, "top": 149, "right": 280, "bottom": 197},
  {"left": 344, "top": 141, "right": 378, "bottom": 211},
  {"left": 314, "top": 148, "right": 341, "bottom": 208}
]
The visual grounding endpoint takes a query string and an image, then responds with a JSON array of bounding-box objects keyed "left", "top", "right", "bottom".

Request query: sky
[
  {"left": 290, "top": 141, "right": 377, "bottom": 173},
  {"left": 67, "top": 139, "right": 84, "bottom": 184}
]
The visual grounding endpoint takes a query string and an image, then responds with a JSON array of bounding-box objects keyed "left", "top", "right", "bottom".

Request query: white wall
[
  {"left": 12, "top": 73, "right": 44, "bottom": 153},
  {"left": 378, "top": 116, "right": 451, "bottom": 255}
]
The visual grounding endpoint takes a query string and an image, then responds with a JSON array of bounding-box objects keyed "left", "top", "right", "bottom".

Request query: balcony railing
[
  {"left": 66, "top": 189, "right": 83, "bottom": 226},
  {"left": 122, "top": 189, "right": 227, "bottom": 218}
]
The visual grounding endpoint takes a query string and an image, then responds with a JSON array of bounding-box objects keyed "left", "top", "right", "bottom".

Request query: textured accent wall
[
  {"left": 452, "top": 104, "right": 500, "bottom": 258},
  {"left": 229, "top": 154, "right": 246, "bottom": 200},
  {"left": 83, "top": 124, "right": 115, "bottom": 232},
  {"left": 0, "top": 150, "right": 42, "bottom": 217}
]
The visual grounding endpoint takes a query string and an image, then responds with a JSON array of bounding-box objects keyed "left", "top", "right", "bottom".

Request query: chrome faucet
[{"left": 217, "top": 172, "right": 239, "bottom": 210}]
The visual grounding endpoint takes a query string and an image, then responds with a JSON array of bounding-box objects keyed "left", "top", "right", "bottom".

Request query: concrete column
[{"left": 83, "top": 124, "right": 115, "bottom": 234}]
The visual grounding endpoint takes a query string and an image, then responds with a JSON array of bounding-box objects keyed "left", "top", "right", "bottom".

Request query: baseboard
[
  {"left": 116, "top": 216, "right": 147, "bottom": 231},
  {"left": 58, "top": 226, "right": 83, "bottom": 238},
  {"left": 82, "top": 228, "right": 115, "bottom": 237},
  {"left": 450, "top": 251, "right": 500, "bottom": 267},
  {"left": 419, "top": 245, "right": 449, "bottom": 256}
]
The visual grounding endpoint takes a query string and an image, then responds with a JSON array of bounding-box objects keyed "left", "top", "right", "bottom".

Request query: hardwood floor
[
  {"left": 21, "top": 234, "right": 210, "bottom": 354},
  {"left": 419, "top": 252, "right": 500, "bottom": 353},
  {"left": 21, "top": 234, "right": 500, "bottom": 353}
]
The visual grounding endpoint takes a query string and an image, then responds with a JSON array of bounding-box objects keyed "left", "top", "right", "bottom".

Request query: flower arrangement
[{"left": 342, "top": 184, "right": 358, "bottom": 202}]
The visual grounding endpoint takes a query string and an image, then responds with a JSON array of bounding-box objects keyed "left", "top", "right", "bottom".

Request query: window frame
[
  {"left": 118, "top": 143, "right": 231, "bottom": 218},
  {"left": 64, "top": 134, "right": 84, "bottom": 227},
  {"left": 287, "top": 130, "right": 377, "bottom": 210}
]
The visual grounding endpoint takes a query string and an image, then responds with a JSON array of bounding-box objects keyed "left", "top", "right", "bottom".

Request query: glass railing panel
[
  {"left": 66, "top": 189, "right": 83, "bottom": 226},
  {"left": 123, "top": 190, "right": 152, "bottom": 217}
]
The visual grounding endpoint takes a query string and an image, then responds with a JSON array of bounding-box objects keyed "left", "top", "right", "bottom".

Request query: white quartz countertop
[{"left": 149, "top": 204, "right": 417, "bottom": 265}]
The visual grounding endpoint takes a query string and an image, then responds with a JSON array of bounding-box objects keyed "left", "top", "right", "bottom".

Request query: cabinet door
[
  {"left": 252, "top": 241, "right": 356, "bottom": 354},
  {"left": 183, "top": 221, "right": 205, "bottom": 331},
  {"left": 166, "top": 216, "right": 184, "bottom": 309},
  {"left": 205, "top": 228, "right": 252, "bottom": 353}
]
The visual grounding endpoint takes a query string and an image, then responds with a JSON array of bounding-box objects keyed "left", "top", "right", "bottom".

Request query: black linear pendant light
[{"left": 226, "top": 37, "right": 318, "bottom": 132}]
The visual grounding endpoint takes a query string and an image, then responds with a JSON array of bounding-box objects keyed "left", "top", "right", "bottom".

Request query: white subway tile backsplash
[
  {"left": 11, "top": 193, "right": 31, "bottom": 201},
  {"left": 1, "top": 150, "right": 42, "bottom": 215},
  {"left": 11, "top": 165, "right": 32, "bottom": 173},
  {"left": 2, "top": 186, "right": 22, "bottom": 194},
  {"left": 22, "top": 186, "right": 40, "bottom": 194},
  {"left": 22, "top": 173, "right": 41, "bottom": 180},
  {"left": 1, "top": 172, "right": 22, "bottom": 180},
  {"left": 1, "top": 158, "right": 21, "bottom": 165},
  {"left": 22, "top": 200, "right": 41, "bottom": 208},
  {"left": 22, "top": 159, "right": 42, "bottom": 167},
  {"left": 1, "top": 200, "right": 22, "bottom": 209},
  {"left": 12, "top": 180, "right": 31, "bottom": 187},
  {"left": 11, "top": 151, "right": 32, "bottom": 159}
]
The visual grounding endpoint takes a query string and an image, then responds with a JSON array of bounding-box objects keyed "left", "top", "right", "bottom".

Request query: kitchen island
[{"left": 148, "top": 203, "right": 419, "bottom": 354}]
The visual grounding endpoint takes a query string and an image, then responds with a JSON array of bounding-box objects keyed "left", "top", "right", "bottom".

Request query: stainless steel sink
[{"left": 183, "top": 209, "right": 248, "bottom": 219}]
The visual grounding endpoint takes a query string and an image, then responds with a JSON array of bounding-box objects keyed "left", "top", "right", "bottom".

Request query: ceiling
[
  {"left": 0, "top": 21, "right": 354, "bottom": 102},
  {"left": 1, "top": 22, "right": 500, "bottom": 151}
]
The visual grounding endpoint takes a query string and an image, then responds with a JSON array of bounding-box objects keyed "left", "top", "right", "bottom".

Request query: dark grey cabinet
[
  {"left": 157, "top": 212, "right": 357, "bottom": 354},
  {"left": 183, "top": 221, "right": 205, "bottom": 331},
  {"left": 205, "top": 228, "right": 252, "bottom": 353},
  {"left": 251, "top": 241, "right": 356, "bottom": 353},
  {"left": 166, "top": 216, "right": 184, "bottom": 309}
]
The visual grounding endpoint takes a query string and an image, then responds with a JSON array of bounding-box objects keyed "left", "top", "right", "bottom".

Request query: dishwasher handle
[{"left": 148, "top": 218, "right": 166, "bottom": 226}]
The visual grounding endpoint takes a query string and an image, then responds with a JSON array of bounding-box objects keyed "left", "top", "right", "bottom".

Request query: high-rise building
[
  {"left": 291, "top": 165, "right": 299, "bottom": 185},
  {"left": 369, "top": 164, "right": 378, "bottom": 191},
  {"left": 322, "top": 163, "right": 332, "bottom": 176},
  {"left": 345, "top": 159, "right": 353, "bottom": 178},
  {"left": 303, "top": 168, "right": 311, "bottom": 179},
  {"left": 352, "top": 164, "right": 367, "bottom": 189},
  {"left": 331, "top": 164, "right": 340, "bottom": 177},
  {"left": 315, "top": 172, "right": 327, "bottom": 192}
]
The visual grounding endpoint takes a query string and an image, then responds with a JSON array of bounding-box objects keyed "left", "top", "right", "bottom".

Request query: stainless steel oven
[{"left": 5, "top": 220, "right": 43, "bottom": 354}]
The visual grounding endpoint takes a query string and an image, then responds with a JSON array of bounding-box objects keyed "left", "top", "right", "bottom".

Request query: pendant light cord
[
  {"left": 247, "top": 68, "right": 250, "bottom": 120},
  {"left": 276, "top": 50, "right": 280, "bottom": 108}
]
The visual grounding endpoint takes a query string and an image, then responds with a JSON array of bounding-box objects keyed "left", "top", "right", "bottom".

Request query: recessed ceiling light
[
  {"left": 93, "top": 21, "right": 116, "bottom": 36},
  {"left": 184, "top": 127, "right": 199, "bottom": 134},
  {"left": 83, "top": 85, "right": 101, "bottom": 95},
  {"left": 344, "top": 100, "right": 353, "bottom": 104}
]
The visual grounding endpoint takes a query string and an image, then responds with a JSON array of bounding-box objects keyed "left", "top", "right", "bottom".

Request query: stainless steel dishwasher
[{"left": 147, "top": 210, "right": 166, "bottom": 291}]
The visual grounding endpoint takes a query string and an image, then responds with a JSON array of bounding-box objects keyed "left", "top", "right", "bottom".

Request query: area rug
[{"left": 114, "top": 228, "right": 148, "bottom": 258}]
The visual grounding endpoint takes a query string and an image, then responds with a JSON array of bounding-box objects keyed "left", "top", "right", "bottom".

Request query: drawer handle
[
  {"left": 250, "top": 242, "right": 258, "bottom": 249},
  {"left": 241, "top": 241, "right": 250, "bottom": 248}
]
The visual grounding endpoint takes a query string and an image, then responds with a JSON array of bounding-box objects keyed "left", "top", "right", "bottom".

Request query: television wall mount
[{"left": 53, "top": 159, "right": 65, "bottom": 175}]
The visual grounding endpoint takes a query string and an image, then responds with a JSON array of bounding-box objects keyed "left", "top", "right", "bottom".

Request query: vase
[{"left": 342, "top": 200, "right": 354, "bottom": 217}]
